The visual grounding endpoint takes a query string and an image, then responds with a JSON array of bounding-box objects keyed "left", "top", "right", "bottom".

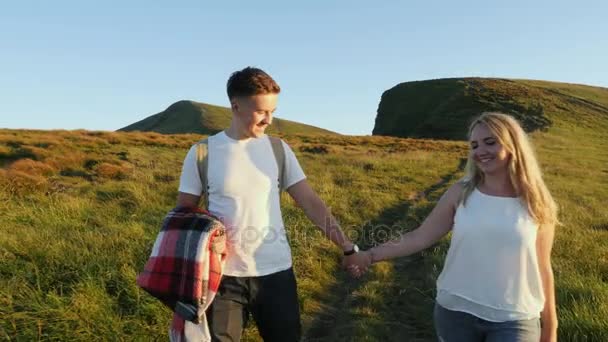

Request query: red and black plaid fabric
[{"left": 137, "top": 206, "right": 226, "bottom": 341}]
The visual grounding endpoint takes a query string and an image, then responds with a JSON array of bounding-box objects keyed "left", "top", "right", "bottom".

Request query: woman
[{"left": 350, "top": 112, "right": 558, "bottom": 341}]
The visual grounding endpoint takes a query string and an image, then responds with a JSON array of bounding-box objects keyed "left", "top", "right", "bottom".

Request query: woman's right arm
[{"left": 367, "top": 182, "right": 461, "bottom": 263}]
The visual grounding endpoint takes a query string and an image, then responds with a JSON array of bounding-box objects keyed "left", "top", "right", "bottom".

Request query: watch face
[{"left": 344, "top": 244, "right": 359, "bottom": 256}]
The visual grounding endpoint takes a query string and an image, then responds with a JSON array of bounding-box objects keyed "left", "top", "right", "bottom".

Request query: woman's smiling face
[{"left": 469, "top": 122, "right": 511, "bottom": 175}]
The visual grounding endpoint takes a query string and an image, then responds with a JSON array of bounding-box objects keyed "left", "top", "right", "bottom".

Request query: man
[{"left": 177, "top": 67, "right": 360, "bottom": 341}]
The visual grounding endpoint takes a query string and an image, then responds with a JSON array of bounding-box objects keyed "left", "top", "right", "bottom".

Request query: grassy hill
[
  {"left": 373, "top": 78, "right": 608, "bottom": 140},
  {"left": 118, "top": 100, "right": 338, "bottom": 136},
  {"left": 1, "top": 79, "right": 607, "bottom": 341}
]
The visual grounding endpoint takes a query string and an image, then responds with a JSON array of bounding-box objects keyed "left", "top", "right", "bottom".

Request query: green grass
[
  {"left": 1, "top": 124, "right": 606, "bottom": 341},
  {"left": 3, "top": 77, "right": 608, "bottom": 341}
]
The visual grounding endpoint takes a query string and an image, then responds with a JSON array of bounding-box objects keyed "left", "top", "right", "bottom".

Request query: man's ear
[{"left": 230, "top": 98, "right": 239, "bottom": 113}]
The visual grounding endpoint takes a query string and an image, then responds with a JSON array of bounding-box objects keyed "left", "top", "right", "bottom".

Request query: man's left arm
[{"left": 287, "top": 180, "right": 358, "bottom": 260}]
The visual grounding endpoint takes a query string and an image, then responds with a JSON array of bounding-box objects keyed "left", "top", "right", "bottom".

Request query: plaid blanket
[{"left": 136, "top": 206, "right": 226, "bottom": 341}]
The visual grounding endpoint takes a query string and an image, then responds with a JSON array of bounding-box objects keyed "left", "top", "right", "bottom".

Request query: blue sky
[{"left": 1, "top": 0, "right": 606, "bottom": 135}]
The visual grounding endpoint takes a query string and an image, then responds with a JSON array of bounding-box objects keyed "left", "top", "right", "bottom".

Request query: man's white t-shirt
[{"left": 178, "top": 131, "right": 306, "bottom": 277}]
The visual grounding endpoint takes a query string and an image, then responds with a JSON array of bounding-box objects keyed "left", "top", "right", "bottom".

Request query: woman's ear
[{"left": 509, "top": 150, "right": 517, "bottom": 163}]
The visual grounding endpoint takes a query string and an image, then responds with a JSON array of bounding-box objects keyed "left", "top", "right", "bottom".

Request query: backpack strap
[
  {"left": 268, "top": 136, "right": 286, "bottom": 191},
  {"left": 195, "top": 138, "right": 209, "bottom": 206}
]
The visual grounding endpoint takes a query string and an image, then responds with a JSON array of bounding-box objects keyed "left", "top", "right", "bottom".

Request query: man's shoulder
[
  {"left": 205, "top": 131, "right": 224, "bottom": 142},
  {"left": 196, "top": 132, "right": 224, "bottom": 148},
  {"left": 266, "top": 135, "right": 292, "bottom": 149}
]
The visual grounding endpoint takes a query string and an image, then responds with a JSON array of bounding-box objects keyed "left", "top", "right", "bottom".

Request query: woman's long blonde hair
[{"left": 460, "top": 112, "right": 558, "bottom": 227}]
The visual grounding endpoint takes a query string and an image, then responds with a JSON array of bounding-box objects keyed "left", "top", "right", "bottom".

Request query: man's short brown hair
[{"left": 226, "top": 67, "right": 281, "bottom": 100}]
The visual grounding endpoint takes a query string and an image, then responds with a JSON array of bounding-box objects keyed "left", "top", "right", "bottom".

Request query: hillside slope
[
  {"left": 119, "top": 100, "right": 338, "bottom": 136},
  {"left": 373, "top": 78, "right": 608, "bottom": 140}
]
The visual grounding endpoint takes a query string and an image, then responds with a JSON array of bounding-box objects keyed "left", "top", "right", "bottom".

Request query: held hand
[{"left": 342, "top": 251, "right": 372, "bottom": 278}]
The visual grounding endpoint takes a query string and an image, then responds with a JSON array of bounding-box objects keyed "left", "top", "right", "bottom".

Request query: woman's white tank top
[{"left": 435, "top": 188, "right": 545, "bottom": 322}]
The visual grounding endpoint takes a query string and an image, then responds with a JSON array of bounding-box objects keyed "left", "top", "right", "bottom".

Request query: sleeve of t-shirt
[
  {"left": 281, "top": 140, "right": 306, "bottom": 190},
  {"left": 178, "top": 145, "right": 204, "bottom": 196}
]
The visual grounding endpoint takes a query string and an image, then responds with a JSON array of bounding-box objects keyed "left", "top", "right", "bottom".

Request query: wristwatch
[{"left": 343, "top": 244, "right": 359, "bottom": 256}]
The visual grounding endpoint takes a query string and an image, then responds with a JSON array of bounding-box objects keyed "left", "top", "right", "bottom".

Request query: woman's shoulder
[
  {"left": 439, "top": 179, "right": 467, "bottom": 208},
  {"left": 446, "top": 179, "right": 466, "bottom": 197}
]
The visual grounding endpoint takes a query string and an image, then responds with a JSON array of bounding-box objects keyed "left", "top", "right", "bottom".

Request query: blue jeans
[{"left": 434, "top": 303, "right": 540, "bottom": 342}]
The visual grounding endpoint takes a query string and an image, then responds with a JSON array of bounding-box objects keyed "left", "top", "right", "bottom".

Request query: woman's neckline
[{"left": 475, "top": 187, "right": 518, "bottom": 199}]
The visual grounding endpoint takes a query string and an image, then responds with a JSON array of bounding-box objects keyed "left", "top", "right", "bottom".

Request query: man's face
[{"left": 231, "top": 94, "right": 278, "bottom": 138}]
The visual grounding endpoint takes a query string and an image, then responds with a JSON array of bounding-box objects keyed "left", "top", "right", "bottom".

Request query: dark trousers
[{"left": 207, "top": 267, "right": 301, "bottom": 342}]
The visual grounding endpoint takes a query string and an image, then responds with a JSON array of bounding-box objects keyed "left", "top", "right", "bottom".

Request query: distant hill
[
  {"left": 373, "top": 78, "right": 608, "bottom": 140},
  {"left": 118, "top": 100, "right": 338, "bottom": 136}
]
